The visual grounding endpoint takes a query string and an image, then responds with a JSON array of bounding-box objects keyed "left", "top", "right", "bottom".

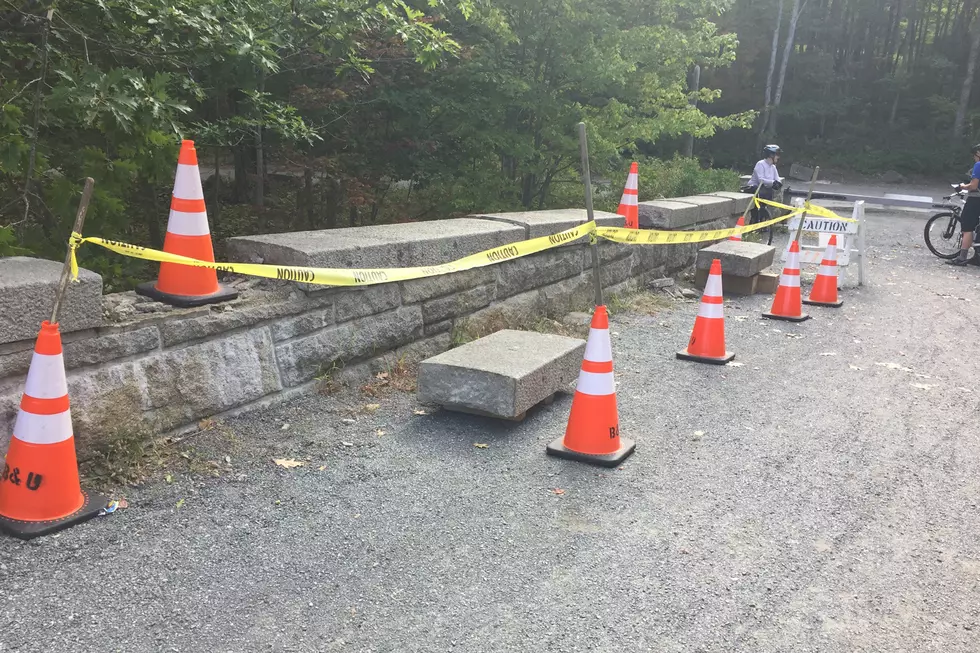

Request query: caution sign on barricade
[{"left": 780, "top": 199, "right": 867, "bottom": 287}]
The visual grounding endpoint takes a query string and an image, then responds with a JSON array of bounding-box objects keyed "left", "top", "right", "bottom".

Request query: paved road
[{"left": 3, "top": 208, "right": 980, "bottom": 652}]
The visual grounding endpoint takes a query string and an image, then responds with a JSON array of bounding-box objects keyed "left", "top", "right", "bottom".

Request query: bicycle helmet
[
  {"left": 762, "top": 144, "right": 782, "bottom": 158},
  {"left": 972, "top": 143, "right": 980, "bottom": 155}
]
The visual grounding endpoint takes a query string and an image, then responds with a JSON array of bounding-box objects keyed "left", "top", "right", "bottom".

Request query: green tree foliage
[
  {"left": 1, "top": 0, "right": 748, "bottom": 287},
  {"left": 706, "top": 0, "right": 980, "bottom": 175}
]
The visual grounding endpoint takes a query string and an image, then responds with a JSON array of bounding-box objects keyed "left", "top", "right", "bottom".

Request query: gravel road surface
[{"left": 2, "top": 207, "right": 979, "bottom": 652}]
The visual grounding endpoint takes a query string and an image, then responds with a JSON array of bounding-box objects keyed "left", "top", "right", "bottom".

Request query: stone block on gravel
[
  {"left": 637, "top": 200, "right": 700, "bottom": 229},
  {"left": 696, "top": 241, "right": 775, "bottom": 278},
  {"left": 418, "top": 329, "right": 585, "bottom": 420},
  {"left": 472, "top": 209, "right": 623, "bottom": 239},
  {"left": 0, "top": 257, "right": 103, "bottom": 345}
]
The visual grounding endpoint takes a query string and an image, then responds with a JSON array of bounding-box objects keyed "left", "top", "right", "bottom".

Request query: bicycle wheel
[{"left": 924, "top": 212, "right": 962, "bottom": 259}]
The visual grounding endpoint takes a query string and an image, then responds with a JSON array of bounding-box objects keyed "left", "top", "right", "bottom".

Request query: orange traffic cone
[
  {"left": 763, "top": 240, "right": 810, "bottom": 322},
  {"left": 728, "top": 216, "right": 745, "bottom": 241},
  {"left": 617, "top": 162, "right": 639, "bottom": 229},
  {"left": 547, "top": 306, "right": 635, "bottom": 467},
  {"left": 136, "top": 140, "right": 238, "bottom": 308},
  {"left": 0, "top": 322, "right": 106, "bottom": 539},
  {"left": 677, "top": 259, "right": 734, "bottom": 364},
  {"left": 803, "top": 235, "right": 843, "bottom": 307}
]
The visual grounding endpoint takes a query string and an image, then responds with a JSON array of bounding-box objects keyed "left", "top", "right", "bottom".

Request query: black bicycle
[
  {"left": 923, "top": 188, "right": 977, "bottom": 259},
  {"left": 738, "top": 185, "right": 774, "bottom": 245}
]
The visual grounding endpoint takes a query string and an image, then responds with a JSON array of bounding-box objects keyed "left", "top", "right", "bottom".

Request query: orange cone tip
[
  {"left": 136, "top": 140, "right": 238, "bottom": 308},
  {"left": 763, "top": 240, "right": 810, "bottom": 322},
  {"left": 546, "top": 306, "right": 635, "bottom": 467},
  {"left": 0, "top": 321, "right": 106, "bottom": 540},
  {"left": 803, "top": 234, "right": 843, "bottom": 307},
  {"left": 617, "top": 163, "right": 639, "bottom": 230},
  {"left": 729, "top": 216, "right": 745, "bottom": 241},
  {"left": 677, "top": 259, "right": 735, "bottom": 364}
]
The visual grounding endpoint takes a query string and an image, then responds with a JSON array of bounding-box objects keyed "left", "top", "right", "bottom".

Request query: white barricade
[{"left": 783, "top": 200, "right": 866, "bottom": 286}]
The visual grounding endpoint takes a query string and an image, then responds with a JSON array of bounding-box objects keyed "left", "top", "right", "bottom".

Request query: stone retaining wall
[{"left": 0, "top": 195, "right": 748, "bottom": 448}]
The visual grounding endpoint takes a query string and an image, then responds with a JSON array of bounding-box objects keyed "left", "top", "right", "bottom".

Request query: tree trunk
[
  {"left": 304, "top": 167, "right": 315, "bottom": 228},
  {"left": 521, "top": 172, "right": 537, "bottom": 208},
  {"left": 683, "top": 64, "right": 700, "bottom": 157},
  {"left": 768, "top": 0, "right": 804, "bottom": 139},
  {"left": 233, "top": 145, "right": 250, "bottom": 203},
  {"left": 758, "top": 0, "right": 785, "bottom": 141},
  {"left": 953, "top": 17, "right": 980, "bottom": 140},
  {"left": 212, "top": 148, "right": 222, "bottom": 233},
  {"left": 255, "top": 71, "right": 266, "bottom": 207},
  {"left": 254, "top": 135, "right": 264, "bottom": 207},
  {"left": 147, "top": 182, "right": 163, "bottom": 249}
]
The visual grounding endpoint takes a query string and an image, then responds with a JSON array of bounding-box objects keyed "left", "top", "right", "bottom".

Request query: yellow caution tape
[
  {"left": 755, "top": 198, "right": 857, "bottom": 222},
  {"left": 595, "top": 209, "right": 802, "bottom": 245},
  {"left": 70, "top": 222, "right": 597, "bottom": 287},
  {"left": 68, "top": 203, "right": 820, "bottom": 288}
]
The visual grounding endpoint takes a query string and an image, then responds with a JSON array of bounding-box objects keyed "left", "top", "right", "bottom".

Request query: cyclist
[
  {"left": 747, "top": 144, "right": 784, "bottom": 224},
  {"left": 948, "top": 143, "right": 980, "bottom": 266}
]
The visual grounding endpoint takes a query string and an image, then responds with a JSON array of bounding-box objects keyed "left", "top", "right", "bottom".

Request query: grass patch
[
  {"left": 79, "top": 425, "right": 167, "bottom": 490},
  {"left": 360, "top": 354, "right": 417, "bottom": 397},
  {"left": 607, "top": 289, "right": 673, "bottom": 317},
  {"left": 78, "top": 417, "right": 240, "bottom": 491},
  {"left": 315, "top": 360, "right": 347, "bottom": 395}
]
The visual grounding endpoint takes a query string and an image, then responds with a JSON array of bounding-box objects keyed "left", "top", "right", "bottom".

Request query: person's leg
[
  {"left": 950, "top": 201, "right": 979, "bottom": 265},
  {"left": 753, "top": 186, "right": 774, "bottom": 225}
]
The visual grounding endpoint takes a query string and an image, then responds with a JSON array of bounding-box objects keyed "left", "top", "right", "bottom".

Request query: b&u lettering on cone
[
  {"left": 763, "top": 240, "right": 810, "bottom": 322},
  {"left": 677, "top": 259, "right": 734, "bottom": 364},
  {"left": 803, "top": 235, "right": 843, "bottom": 307},
  {"left": 0, "top": 322, "right": 106, "bottom": 540},
  {"left": 546, "top": 306, "right": 635, "bottom": 467},
  {"left": 617, "top": 162, "right": 639, "bottom": 229},
  {"left": 136, "top": 140, "right": 238, "bottom": 308}
]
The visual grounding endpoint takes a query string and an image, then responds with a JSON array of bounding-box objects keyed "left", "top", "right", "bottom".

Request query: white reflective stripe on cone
[
  {"left": 173, "top": 163, "right": 205, "bottom": 199},
  {"left": 13, "top": 409, "right": 73, "bottom": 445},
  {"left": 703, "top": 273, "right": 722, "bottom": 297},
  {"left": 23, "top": 353, "right": 68, "bottom": 399},
  {"left": 824, "top": 246, "right": 838, "bottom": 260},
  {"left": 575, "top": 370, "right": 616, "bottom": 396},
  {"left": 165, "top": 210, "right": 212, "bottom": 237},
  {"left": 697, "top": 302, "right": 724, "bottom": 319},
  {"left": 779, "top": 273, "right": 801, "bottom": 288},
  {"left": 818, "top": 265, "right": 838, "bottom": 276},
  {"left": 625, "top": 175, "right": 638, "bottom": 190},
  {"left": 786, "top": 251, "right": 801, "bottom": 270},
  {"left": 583, "top": 330, "right": 612, "bottom": 363},
  {"left": 620, "top": 195, "right": 638, "bottom": 205}
]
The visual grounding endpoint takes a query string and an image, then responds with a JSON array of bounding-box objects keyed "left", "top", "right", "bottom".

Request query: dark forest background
[{"left": 2, "top": 0, "right": 975, "bottom": 287}]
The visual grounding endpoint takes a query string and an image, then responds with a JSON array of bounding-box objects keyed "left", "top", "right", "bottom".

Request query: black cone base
[
  {"left": 546, "top": 436, "right": 636, "bottom": 468},
  {"left": 136, "top": 282, "right": 238, "bottom": 308},
  {"left": 762, "top": 311, "right": 811, "bottom": 322},
  {"left": 0, "top": 490, "right": 108, "bottom": 541},
  {"left": 676, "top": 349, "right": 735, "bottom": 365},
  {"left": 803, "top": 298, "right": 843, "bottom": 307}
]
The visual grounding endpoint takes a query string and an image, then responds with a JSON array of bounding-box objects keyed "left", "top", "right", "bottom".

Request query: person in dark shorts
[{"left": 949, "top": 144, "right": 980, "bottom": 266}]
